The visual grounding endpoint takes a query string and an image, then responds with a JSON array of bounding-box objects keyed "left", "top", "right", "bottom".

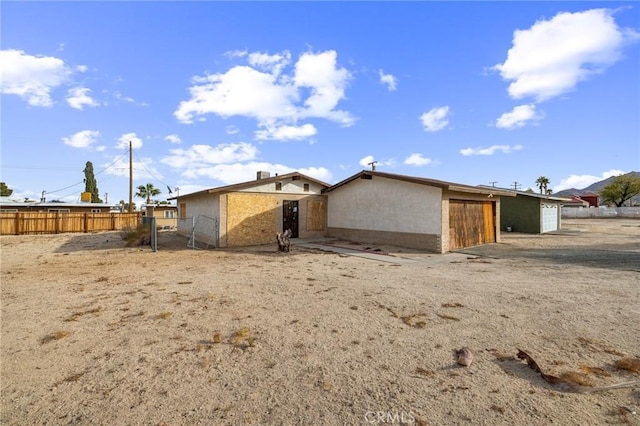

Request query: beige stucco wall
[
  {"left": 238, "top": 179, "right": 325, "bottom": 195},
  {"left": 327, "top": 176, "right": 442, "bottom": 234},
  {"left": 176, "top": 192, "right": 220, "bottom": 242}
]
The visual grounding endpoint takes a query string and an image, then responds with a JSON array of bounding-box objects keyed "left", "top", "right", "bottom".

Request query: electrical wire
[
  {"left": 45, "top": 150, "right": 129, "bottom": 196},
  {"left": 132, "top": 151, "right": 177, "bottom": 194}
]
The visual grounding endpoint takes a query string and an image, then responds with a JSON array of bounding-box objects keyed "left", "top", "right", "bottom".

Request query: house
[
  {"left": 143, "top": 203, "right": 178, "bottom": 229},
  {"left": 171, "top": 171, "right": 329, "bottom": 248},
  {"left": 0, "top": 197, "right": 114, "bottom": 213},
  {"left": 498, "top": 190, "right": 572, "bottom": 233},
  {"left": 322, "top": 171, "right": 514, "bottom": 253},
  {"left": 576, "top": 192, "right": 600, "bottom": 207}
]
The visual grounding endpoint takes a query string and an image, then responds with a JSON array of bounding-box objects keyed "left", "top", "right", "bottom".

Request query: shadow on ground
[{"left": 458, "top": 241, "right": 640, "bottom": 272}]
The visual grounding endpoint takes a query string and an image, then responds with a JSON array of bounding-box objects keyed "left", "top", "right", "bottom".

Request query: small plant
[
  {"left": 212, "top": 333, "right": 222, "bottom": 344},
  {"left": 615, "top": 357, "right": 640, "bottom": 374},
  {"left": 156, "top": 312, "right": 172, "bottom": 320},
  {"left": 40, "top": 330, "right": 70, "bottom": 344}
]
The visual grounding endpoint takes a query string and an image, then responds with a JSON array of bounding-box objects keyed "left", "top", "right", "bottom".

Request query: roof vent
[{"left": 257, "top": 171, "right": 270, "bottom": 180}]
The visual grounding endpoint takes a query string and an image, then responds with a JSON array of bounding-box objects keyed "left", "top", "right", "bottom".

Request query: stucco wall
[
  {"left": 238, "top": 178, "right": 325, "bottom": 195},
  {"left": 176, "top": 192, "right": 220, "bottom": 240},
  {"left": 327, "top": 176, "right": 442, "bottom": 234}
]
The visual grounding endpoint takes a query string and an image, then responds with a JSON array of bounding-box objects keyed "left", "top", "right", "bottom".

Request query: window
[
  {"left": 0, "top": 209, "right": 18, "bottom": 212},
  {"left": 164, "top": 210, "right": 175, "bottom": 219},
  {"left": 303, "top": 183, "right": 309, "bottom": 192},
  {"left": 275, "top": 182, "right": 282, "bottom": 191},
  {"left": 91, "top": 209, "right": 102, "bottom": 213},
  {"left": 179, "top": 203, "right": 187, "bottom": 219},
  {"left": 292, "top": 175, "right": 300, "bottom": 181},
  {"left": 48, "top": 208, "right": 70, "bottom": 213}
]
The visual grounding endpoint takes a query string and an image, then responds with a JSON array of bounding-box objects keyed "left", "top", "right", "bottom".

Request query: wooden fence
[{"left": 0, "top": 212, "right": 142, "bottom": 235}]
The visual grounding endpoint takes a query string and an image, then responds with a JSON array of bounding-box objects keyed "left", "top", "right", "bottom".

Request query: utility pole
[
  {"left": 512, "top": 181, "right": 521, "bottom": 191},
  {"left": 367, "top": 161, "right": 378, "bottom": 171},
  {"left": 41, "top": 190, "right": 46, "bottom": 202},
  {"left": 129, "top": 140, "right": 133, "bottom": 213},
  {"left": 104, "top": 193, "right": 108, "bottom": 204},
  {"left": 489, "top": 181, "right": 498, "bottom": 187}
]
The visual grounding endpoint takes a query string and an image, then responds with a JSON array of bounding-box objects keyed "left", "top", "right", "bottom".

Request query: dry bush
[{"left": 614, "top": 357, "right": 640, "bottom": 374}]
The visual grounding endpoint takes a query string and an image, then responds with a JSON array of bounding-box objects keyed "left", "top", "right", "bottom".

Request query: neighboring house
[
  {"left": 576, "top": 192, "right": 600, "bottom": 207},
  {"left": 171, "top": 171, "right": 329, "bottom": 248},
  {"left": 563, "top": 196, "right": 590, "bottom": 209},
  {"left": 0, "top": 197, "right": 113, "bottom": 213},
  {"left": 323, "top": 171, "right": 514, "bottom": 253},
  {"left": 498, "top": 190, "right": 572, "bottom": 233},
  {"left": 144, "top": 204, "right": 178, "bottom": 229}
]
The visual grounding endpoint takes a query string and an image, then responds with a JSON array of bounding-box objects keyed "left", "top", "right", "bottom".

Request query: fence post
[
  {"left": 15, "top": 213, "right": 20, "bottom": 235},
  {"left": 55, "top": 212, "right": 60, "bottom": 234},
  {"left": 84, "top": 213, "right": 89, "bottom": 233}
]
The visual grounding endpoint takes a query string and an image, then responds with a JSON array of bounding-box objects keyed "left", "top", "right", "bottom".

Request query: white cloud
[
  {"left": 165, "top": 134, "right": 182, "bottom": 144},
  {"left": 493, "top": 9, "right": 639, "bottom": 102},
  {"left": 378, "top": 69, "right": 397, "bottom": 91},
  {"left": 404, "top": 153, "right": 432, "bottom": 166},
  {"left": 495, "top": 104, "right": 544, "bottom": 129},
  {"left": 420, "top": 106, "right": 450, "bottom": 132},
  {"left": 176, "top": 161, "right": 331, "bottom": 185},
  {"left": 358, "top": 155, "right": 395, "bottom": 169},
  {"left": 161, "top": 142, "right": 259, "bottom": 169},
  {"left": 174, "top": 50, "right": 354, "bottom": 139},
  {"left": 254, "top": 123, "right": 317, "bottom": 141},
  {"left": 62, "top": 130, "right": 100, "bottom": 148},
  {"left": 116, "top": 132, "right": 143, "bottom": 150},
  {"left": 554, "top": 169, "right": 626, "bottom": 192},
  {"left": 460, "top": 144, "right": 523, "bottom": 156},
  {"left": 248, "top": 51, "right": 291, "bottom": 75},
  {"left": 0, "top": 49, "right": 73, "bottom": 107},
  {"left": 66, "top": 87, "right": 99, "bottom": 110}
]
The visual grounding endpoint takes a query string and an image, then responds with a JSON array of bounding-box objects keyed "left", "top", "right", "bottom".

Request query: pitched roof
[
  {"left": 324, "top": 171, "right": 515, "bottom": 196},
  {"left": 170, "top": 171, "right": 331, "bottom": 200},
  {"left": 478, "top": 186, "right": 573, "bottom": 202}
]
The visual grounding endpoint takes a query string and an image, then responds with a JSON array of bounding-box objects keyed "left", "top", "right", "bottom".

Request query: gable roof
[
  {"left": 170, "top": 171, "right": 331, "bottom": 200},
  {"left": 478, "top": 186, "right": 572, "bottom": 202},
  {"left": 324, "top": 171, "right": 515, "bottom": 197}
]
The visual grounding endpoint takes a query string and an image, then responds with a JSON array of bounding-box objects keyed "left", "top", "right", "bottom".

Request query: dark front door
[{"left": 283, "top": 200, "right": 299, "bottom": 238}]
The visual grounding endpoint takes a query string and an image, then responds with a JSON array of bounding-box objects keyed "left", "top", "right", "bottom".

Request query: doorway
[{"left": 283, "top": 200, "right": 299, "bottom": 238}]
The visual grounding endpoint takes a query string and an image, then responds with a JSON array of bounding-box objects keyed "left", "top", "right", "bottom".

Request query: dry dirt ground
[{"left": 1, "top": 218, "right": 639, "bottom": 425}]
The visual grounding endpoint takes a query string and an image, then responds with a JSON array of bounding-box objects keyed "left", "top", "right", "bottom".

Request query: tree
[
  {"left": 119, "top": 200, "right": 136, "bottom": 212},
  {"left": 535, "top": 176, "right": 550, "bottom": 194},
  {"left": 83, "top": 161, "right": 102, "bottom": 203},
  {"left": 0, "top": 182, "right": 13, "bottom": 196},
  {"left": 135, "top": 183, "right": 161, "bottom": 204},
  {"left": 600, "top": 175, "right": 640, "bottom": 207}
]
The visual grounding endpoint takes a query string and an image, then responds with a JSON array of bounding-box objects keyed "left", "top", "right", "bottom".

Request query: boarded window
[
  {"left": 179, "top": 203, "right": 186, "bottom": 219},
  {"left": 306, "top": 200, "right": 326, "bottom": 231}
]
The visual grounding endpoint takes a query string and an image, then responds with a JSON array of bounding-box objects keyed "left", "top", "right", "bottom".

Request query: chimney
[{"left": 257, "top": 171, "right": 270, "bottom": 180}]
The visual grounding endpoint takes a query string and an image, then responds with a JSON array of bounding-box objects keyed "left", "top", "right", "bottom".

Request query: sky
[{"left": 1, "top": 1, "right": 639, "bottom": 206}]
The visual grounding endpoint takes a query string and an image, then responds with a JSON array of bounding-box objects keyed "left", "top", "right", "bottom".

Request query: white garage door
[{"left": 541, "top": 204, "right": 558, "bottom": 233}]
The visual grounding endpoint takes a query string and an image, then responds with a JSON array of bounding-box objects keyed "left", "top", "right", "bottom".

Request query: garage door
[
  {"left": 449, "top": 200, "right": 496, "bottom": 250},
  {"left": 541, "top": 204, "right": 558, "bottom": 233}
]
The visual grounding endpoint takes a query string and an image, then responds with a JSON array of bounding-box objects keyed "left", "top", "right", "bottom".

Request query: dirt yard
[{"left": 1, "top": 219, "right": 639, "bottom": 425}]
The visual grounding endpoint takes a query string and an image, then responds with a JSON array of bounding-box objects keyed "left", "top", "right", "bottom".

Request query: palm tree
[
  {"left": 535, "top": 176, "right": 550, "bottom": 194},
  {"left": 135, "top": 183, "right": 161, "bottom": 204}
]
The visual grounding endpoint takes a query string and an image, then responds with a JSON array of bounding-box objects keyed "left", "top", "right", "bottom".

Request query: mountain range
[{"left": 554, "top": 171, "right": 640, "bottom": 197}]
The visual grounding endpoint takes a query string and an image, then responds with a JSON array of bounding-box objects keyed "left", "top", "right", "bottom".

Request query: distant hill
[{"left": 554, "top": 171, "right": 640, "bottom": 197}]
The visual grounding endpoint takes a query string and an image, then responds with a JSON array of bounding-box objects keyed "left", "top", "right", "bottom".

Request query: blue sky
[{"left": 1, "top": 2, "right": 639, "bottom": 205}]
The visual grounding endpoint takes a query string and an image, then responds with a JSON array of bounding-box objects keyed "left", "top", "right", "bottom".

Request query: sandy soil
[{"left": 1, "top": 219, "right": 639, "bottom": 425}]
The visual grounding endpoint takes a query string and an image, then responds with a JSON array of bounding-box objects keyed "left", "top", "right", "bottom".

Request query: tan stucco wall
[
  {"left": 176, "top": 192, "right": 220, "bottom": 241},
  {"left": 327, "top": 176, "right": 442, "bottom": 234}
]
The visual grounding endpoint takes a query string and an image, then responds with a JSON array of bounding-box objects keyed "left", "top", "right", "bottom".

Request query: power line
[
  {"left": 132, "top": 151, "right": 176, "bottom": 193},
  {"left": 45, "top": 150, "right": 129, "bottom": 195}
]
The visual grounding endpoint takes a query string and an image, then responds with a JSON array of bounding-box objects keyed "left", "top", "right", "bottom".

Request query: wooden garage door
[{"left": 449, "top": 200, "right": 495, "bottom": 250}]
